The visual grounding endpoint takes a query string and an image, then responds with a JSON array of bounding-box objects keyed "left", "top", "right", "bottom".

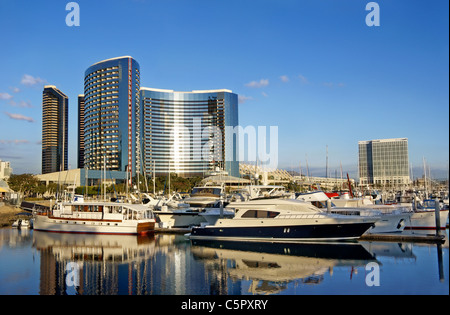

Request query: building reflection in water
[
  {"left": 33, "top": 231, "right": 157, "bottom": 294},
  {"left": 32, "top": 232, "right": 235, "bottom": 295},
  {"left": 32, "top": 230, "right": 437, "bottom": 295}
]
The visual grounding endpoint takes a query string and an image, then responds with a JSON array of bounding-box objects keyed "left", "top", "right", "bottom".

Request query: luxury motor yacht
[
  {"left": 33, "top": 196, "right": 156, "bottom": 235},
  {"left": 189, "top": 199, "right": 377, "bottom": 242},
  {"left": 296, "top": 191, "right": 412, "bottom": 234}
]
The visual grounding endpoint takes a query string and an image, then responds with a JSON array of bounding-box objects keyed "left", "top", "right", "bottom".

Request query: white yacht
[
  {"left": 231, "top": 185, "right": 291, "bottom": 201},
  {"left": 189, "top": 199, "right": 377, "bottom": 242},
  {"left": 199, "top": 185, "right": 291, "bottom": 225},
  {"left": 33, "top": 197, "right": 156, "bottom": 235},
  {"left": 296, "top": 191, "right": 412, "bottom": 234},
  {"left": 406, "top": 199, "right": 449, "bottom": 231},
  {"left": 153, "top": 185, "right": 226, "bottom": 228}
]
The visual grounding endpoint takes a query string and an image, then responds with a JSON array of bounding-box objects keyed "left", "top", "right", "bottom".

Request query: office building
[
  {"left": 0, "top": 159, "right": 12, "bottom": 180},
  {"left": 77, "top": 94, "right": 85, "bottom": 169},
  {"left": 358, "top": 138, "right": 410, "bottom": 187},
  {"left": 83, "top": 56, "right": 140, "bottom": 180},
  {"left": 42, "top": 85, "right": 68, "bottom": 174},
  {"left": 36, "top": 168, "right": 127, "bottom": 187},
  {"left": 140, "top": 88, "right": 239, "bottom": 177}
]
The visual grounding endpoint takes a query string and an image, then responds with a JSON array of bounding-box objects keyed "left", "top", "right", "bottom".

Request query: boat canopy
[{"left": 226, "top": 199, "right": 321, "bottom": 214}]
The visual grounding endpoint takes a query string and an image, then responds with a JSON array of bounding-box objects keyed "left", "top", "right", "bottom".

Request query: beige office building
[{"left": 358, "top": 138, "right": 410, "bottom": 187}]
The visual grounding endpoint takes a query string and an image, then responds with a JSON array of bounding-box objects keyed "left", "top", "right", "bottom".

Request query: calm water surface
[{"left": 0, "top": 228, "right": 448, "bottom": 295}]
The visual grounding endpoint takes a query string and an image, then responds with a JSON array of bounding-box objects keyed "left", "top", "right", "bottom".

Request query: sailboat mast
[{"left": 423, "top": 157, "right": 428, "bottom": 199}]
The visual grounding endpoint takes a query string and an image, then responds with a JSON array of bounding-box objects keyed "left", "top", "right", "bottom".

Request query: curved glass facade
[
  {"left": 83, "top": 57, "right": 140, "bottom": 176},
  {"left": 140, "top": 88, "right": 239, "bottom": 177}
]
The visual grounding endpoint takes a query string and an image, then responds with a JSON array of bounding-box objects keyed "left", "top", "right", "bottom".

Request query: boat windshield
[
  {"left": 241, "top": 210, "right": 280, "bottom": 218},
  {"left": 123, "top": 207, "right": 154, "bottom": 220},
  {"left": 422, "top": 199, "right": 437, "bottom": 209},
  {"left": 191, "top": 187, "right": 222, "bottom": 196}
]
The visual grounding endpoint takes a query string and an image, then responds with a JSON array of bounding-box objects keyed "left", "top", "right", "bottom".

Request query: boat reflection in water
[
  {"left": 33, "top": 231, "right": 157, "bottom": 295},
  {"left": 190, "top": 240, "right": 377, "bottom": 294},
  {"left": 29, "top": 230, "right": 446, "bottom": 295},
  {"left": 32, "top": 232, "right": 218, "bottom": 295}
]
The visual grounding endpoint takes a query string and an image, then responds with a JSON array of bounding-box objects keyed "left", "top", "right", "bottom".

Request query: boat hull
[
  {"left": 33, "top": 214, "right": 155, "bottom": 235},
  {"left": 365, "top": 212, "right": 412, "bottom": 234},
  {"left": 405, "top": 209, "right": 449, "bottom": 230},
  {"left": 199, "top": 209, "right": 235, "bottom": 225},
  {"left": 154, "top": 211, "right": 206, "bottom": 228},
  {"left": 190, "top": 221, "right": 375, "bottom": 242}
]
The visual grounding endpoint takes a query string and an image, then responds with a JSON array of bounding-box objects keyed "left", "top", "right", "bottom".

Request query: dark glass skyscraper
[
  {"left": 84, "top": 56, "right": 140, "bottom": 180},
  {"left": 140, "top": 88, "right": 239, "bottom": 177},
  {"left": 42, "top": 85, "right": 68, "bottom": 174}
]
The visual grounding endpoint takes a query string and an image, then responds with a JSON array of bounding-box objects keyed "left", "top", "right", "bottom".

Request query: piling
[
  {"left": 435, "top": 197, "right": 441, "bottom": 236},
  {"left": 326, "top": 199, "right": 332, "bottom": 212}
]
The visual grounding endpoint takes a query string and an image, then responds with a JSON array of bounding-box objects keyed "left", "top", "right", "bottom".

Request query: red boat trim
[
  {"left": 47, "top": 216, "right": 122, "bottom": 223},
  {"left": 34, "top": 229, "right": 155, "bottom": 236},
  {"left": 405, "top": 226, "right": 447, "bottom": 230}
]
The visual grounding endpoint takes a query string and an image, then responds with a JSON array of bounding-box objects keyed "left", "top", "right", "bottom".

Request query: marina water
[{"left": 0, "top": 228, "right": 448, "bottom": 295}]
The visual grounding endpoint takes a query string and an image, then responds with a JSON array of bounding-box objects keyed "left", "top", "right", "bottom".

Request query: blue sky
[{"left": 0, "top": 0, "right": 448, "bottom": 178}]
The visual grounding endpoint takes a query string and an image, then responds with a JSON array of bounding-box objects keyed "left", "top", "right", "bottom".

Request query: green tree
[{"left": 7, "top": 174, "right": 39, "bottom": 197}]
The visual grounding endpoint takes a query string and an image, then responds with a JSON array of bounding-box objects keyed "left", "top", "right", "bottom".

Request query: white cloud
[
  {"left": 323, "top": 82, "right": 345, "bottom": 88},
  {"left": 262, "top": 92, "right": 268, "bottom": 97},
  {"left": 298, "top": 74, "right": 308, "bottom": 84},
  {"left": 280, "top": 75, "right": 289, "bottom": 83},
  {"left": 238, "top": 95, "right": 253, "bottom": 104},
  {"left": 0, "top": 139, "right": 30, "bottom": 145},
  {"left": 20, "top": 74, "right": 46, "bottom": 86},
  {"left": 10, "top": 87, "right": 21, "bottom": 93},
  {"left": 0, "top": 93, "right": 13, "bottom": 100},
  {"left": 245, "top": 79, "right": 269, "bottom": 88},
  {"left": 17, "top": 100, "right": 33, "bottom": 108},
  {"left": 4, "top": 112, "right": 35, "bottom": 122}
]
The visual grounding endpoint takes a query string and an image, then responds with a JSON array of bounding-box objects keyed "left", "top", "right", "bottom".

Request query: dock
[
  {"left": 155, "top": 227, "right": 191, "bottom": 234},
  {"left": 20, "top": 201, "right": 49, "bottom": 213},
  {"left": 154, "top": 227, "right": 447, "bottom": 243}
]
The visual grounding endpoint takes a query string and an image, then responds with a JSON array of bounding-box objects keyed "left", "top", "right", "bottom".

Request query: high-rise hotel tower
[
  {"left": 140, "top": 88, "right": 239, "bottom": 177},
  {"left": 77, "top": 94, "right": 85, "bottom": 169},
  {"left": 83, "top": 56, "right": 140, "bottom": 180},
  {"left": 358, "top": 138, "right": 410, "bottom": 187},
  {"left": 42, "top": 85, "right": 68, "bottom": 174},
  {"left": 81, "top": 56, "right": 239, "bottom": 180}
]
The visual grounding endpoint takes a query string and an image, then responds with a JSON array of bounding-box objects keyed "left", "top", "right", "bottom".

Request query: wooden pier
[
  {"left": 154, "top": 227, "right": 447, "bottom": 243},
  {"left": 360, "top": 233, "right": 446, "bottom": 243},
  {"left": 155, "top": 227, "right": 191, "bottom": 234}
]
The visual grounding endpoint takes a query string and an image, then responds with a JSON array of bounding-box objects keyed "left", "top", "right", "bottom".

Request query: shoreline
[{"left": 0, "top": 204, "right": 23, "bottom": 227}]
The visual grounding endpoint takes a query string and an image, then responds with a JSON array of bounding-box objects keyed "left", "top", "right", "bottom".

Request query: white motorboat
[
  {"left": 153, "top": 185, "right": 225, "bottom": 228},
  {"left": 33, "top": 199, "right": 156, "bottom": 235},
  {"left": 198, "top": 201, "right": 235, "bottom": 225},
  {"left": 20, "top": 219, "right": 32, "bottom": 229},
  {"left": 231, "top": 185, "right": 292, "bottom": 201},
  {"left": 12, "top": 219, "right": 20, "bottom": 228},
  {"left": 406, "top": 199, "right": 449, "bottom": 231},
  {"left": 11, "top": 217, "right": 33, "bottom": 229},
  {"left": 296, "top": 191, "right": 412, "bottom": 234},
  {"left": 189, "top": 199, "right": 377, "bottom": 242},
  {"left": 199, "top": 185, "right": 292, "bottom": 225}
]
